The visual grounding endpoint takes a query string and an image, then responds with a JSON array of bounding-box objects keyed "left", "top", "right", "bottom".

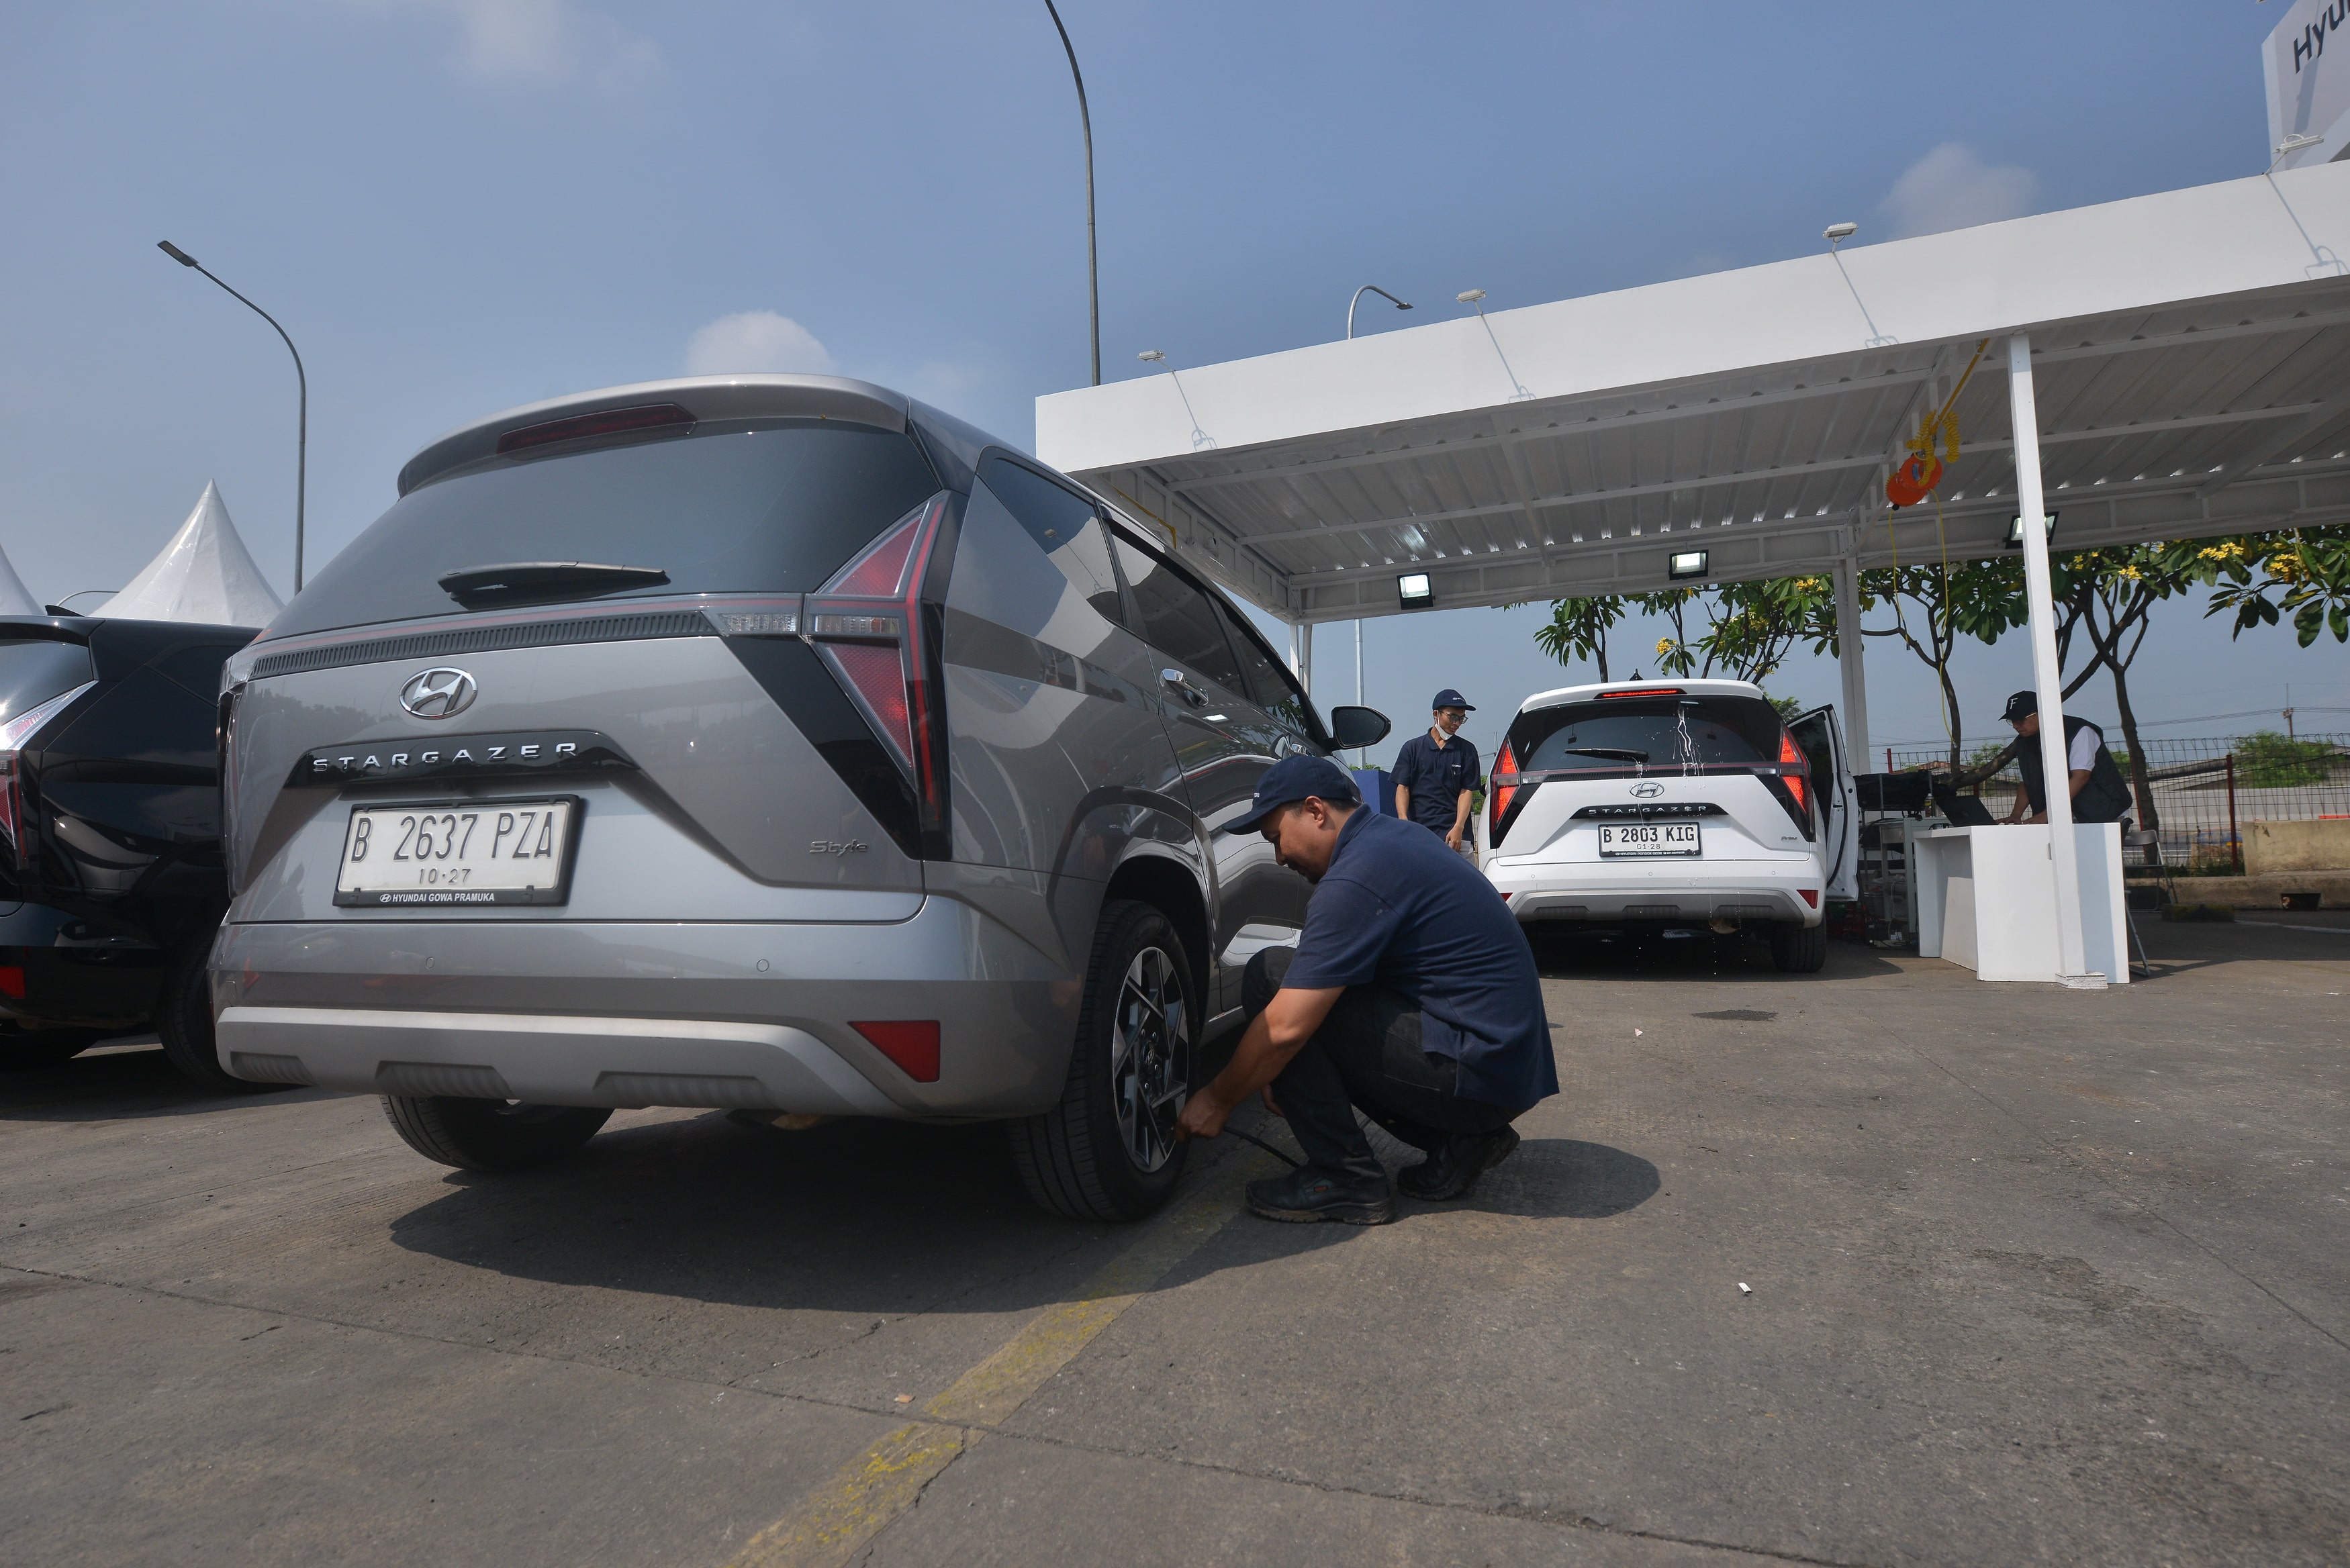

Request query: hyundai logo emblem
[
  {"left": 1628, "top": 780, "right": 1665, "bottom": 798},
  {"left": 399, "top": 668, "right": 477, "bottom": 720}
]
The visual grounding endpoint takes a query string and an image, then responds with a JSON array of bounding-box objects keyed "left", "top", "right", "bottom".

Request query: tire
[
  {"left": 0, "top": 1028, "right": 103, "bottom": 1070},
  {"left": 381, "top": 1095, "right": 612, "bottom": 1172},
  {"left": 156, "top": 936, "right": 282, "bottom": 1095},
  {"left": 1010, "top": 899, "right": 1196, "bottom": 1222},
  {"left": 1769, "top": 920, "right": 1828, "bottom": 973}
]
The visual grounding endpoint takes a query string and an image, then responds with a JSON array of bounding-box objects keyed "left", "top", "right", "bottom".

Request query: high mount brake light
[
  {"left": 495, "top": 402, "right": 695, "bottom": 455},
  {"left": 1598, "top": 687, "right": 1683, "bottom": 699},
  {"left": 807, "top": 494, "right": 955, "bottom": 857}
]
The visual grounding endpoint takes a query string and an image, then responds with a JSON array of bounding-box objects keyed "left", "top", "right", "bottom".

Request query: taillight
[
  {"left": 0, "top": 965, "right": 21, "bottom": 1000},
  {"left": 1779, "top": 729, "right": 1809, "bottom": 820},
  {"left": 1489, "top": 740, "right": 1519, "bottom": 846},
  {"left": 808, "top": 494, "right": 955, "bottom": 858},
  {"left": 0, "top": 680, "right": 95, "bottom": 871}
]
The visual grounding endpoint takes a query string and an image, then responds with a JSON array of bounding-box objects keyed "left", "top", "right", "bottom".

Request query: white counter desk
[{"left": 1912, "top": 824, "right": 2129, "bottom": 985}]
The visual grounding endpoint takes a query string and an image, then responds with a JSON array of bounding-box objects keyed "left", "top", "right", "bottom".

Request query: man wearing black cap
[
  {"left": 1392, "top": 689, "right": 1480, "bottom": 854},
  {"left": 1174, "top": 754, "right": 1556, "bottom": 1224},
  {"left": 1966, "top": 691, "right": 2134, "bottom": 824}
]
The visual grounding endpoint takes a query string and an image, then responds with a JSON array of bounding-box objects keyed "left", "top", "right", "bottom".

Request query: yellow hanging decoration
[{"left": 1884, "top": 338, "right": 1987, "bottom": 507}]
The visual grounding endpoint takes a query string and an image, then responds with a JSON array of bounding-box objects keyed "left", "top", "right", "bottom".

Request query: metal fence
[{"left": 1882, "top": 733, "right": 2350, "bottom": 870}]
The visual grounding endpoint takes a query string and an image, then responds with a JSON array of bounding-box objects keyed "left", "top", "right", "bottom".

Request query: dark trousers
[{"left": 1243, "top": 947, "right": 1516, "bottom": 1185}]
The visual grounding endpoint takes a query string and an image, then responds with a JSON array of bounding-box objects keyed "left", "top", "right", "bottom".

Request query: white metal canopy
[
  {"left": 1037, "top": 161, "right": 2350, "bottom": 626},
  {"left": 1034, "top": 163, "right": 2350, "bottom": 989}
]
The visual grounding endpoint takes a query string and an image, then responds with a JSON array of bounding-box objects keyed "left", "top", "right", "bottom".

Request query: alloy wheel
[{"left": 1109, "top": 945, "right": 1188, "bottom": 1173}]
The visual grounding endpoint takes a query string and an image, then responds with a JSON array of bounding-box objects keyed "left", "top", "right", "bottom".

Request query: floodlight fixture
[
  {"left": 2004, "top": 511, "right": 2058, "bottom": 549},
  {"left": 1397, "top": 572, "right": 1433, "bottom": 608},
  {"left": 1456, "top": 289, "right": 1486, "bottom": 305},
  {"left": 1137, "top": 349, "right": 1166, "bottom": 362},
  {"left": 1824, "top": 222, "right": 1859, "bottom": 247},
  {"left": 1666, "top": 549, "right": 1709, "bottom": 580}
]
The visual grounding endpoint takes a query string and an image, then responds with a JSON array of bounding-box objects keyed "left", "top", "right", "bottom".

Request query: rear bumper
[
  {"left": 1487, "top": 860, "right": 1822, "bottom": 926},
  {"left": 0, "top": 902, "right": 164, "bottom": 1028},
  {"left": 209, "top": 895, "right": 1082, "bottom": 1118}
]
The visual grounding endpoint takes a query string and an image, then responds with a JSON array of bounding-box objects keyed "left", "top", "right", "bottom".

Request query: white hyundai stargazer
[{"left": 1478, "top": 678, "right": 1853, "bottom": 972}]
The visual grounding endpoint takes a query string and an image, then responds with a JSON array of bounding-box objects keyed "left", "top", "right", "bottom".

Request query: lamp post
[
  {"left": 1347, "top": 285, "right": 1412, "bottom": 340},
  {"left": 1042, "top": 2, "right": 1099, "bottom": 387},
  {"left": 156, "top": 240, "right": 308, "bottom": 592}
]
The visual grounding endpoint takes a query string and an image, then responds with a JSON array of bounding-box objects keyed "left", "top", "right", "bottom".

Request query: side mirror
[{"left": 1327, "top": 705, "right": 1391, "bottom": 749}]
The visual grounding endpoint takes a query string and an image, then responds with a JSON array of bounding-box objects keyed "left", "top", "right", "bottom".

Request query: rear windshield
[
  {"left": 271, "top": 419, "right": 941, "bottom": 638},
  {"left": 0, "top": 640, "right": 95, "bottom": 726},
  {"left": 1511, "top": 695, "right": 1785, "bottom": 771}
]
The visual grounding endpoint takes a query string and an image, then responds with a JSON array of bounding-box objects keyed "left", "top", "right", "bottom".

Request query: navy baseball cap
[
  {"left": 1431, "top": 688, "right": 1475, "bottom": 712},
  {"left": 1223, "top": 754, "right": 1362, "bottom": 834},
  {"left": 2002, "top": 690, "right": 2038, "bottom": 722}
]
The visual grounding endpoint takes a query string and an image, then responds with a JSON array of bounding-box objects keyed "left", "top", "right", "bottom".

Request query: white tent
[
  {"left": 0, "top": 545, "right": 40, "bottom": 617},
  {"left": 95, "top": 481, "right": 283, "bottom": 628}
]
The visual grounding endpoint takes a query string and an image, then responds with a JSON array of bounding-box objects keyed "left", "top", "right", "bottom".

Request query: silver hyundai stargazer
[{"left": 210, "top": 376, "right": 1388, "bottom": 1220}]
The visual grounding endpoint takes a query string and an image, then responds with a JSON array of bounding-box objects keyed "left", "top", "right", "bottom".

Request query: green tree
[
  {"left": 1700, "top": 576, "right": 1837, "bottom": 683},
  {"left": 2193, "top": 525, "right": 2350, "bottom": 648},
  {"left": 1634, "top": 588, "right": 1703, "bottom": 677},
  {"left": 1859, "top": 556, "right": 2028, "bottom": 774},
  {"left": 2233, "top": 729, "right": 2337, "bottom": 787},
  {"left": 2045, "top": 542, "right": 2205, "bottom": 859},
  {"left": 1532, "top": 595, "right": 1626, "bottom": 681}
]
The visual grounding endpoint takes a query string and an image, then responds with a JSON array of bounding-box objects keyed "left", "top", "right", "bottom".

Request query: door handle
[{"left": 1160, "top": 669, "right": 1208, "bottom": 707}]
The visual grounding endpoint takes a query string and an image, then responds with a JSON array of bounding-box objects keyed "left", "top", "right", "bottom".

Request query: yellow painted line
[{"left": 728, "top": 1146, "right": 1273, "bottom": 1568}]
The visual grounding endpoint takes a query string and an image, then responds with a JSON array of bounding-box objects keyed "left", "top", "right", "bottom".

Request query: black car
[{"left": 0, "top": 616, "right": 258, "bottom": 1087}]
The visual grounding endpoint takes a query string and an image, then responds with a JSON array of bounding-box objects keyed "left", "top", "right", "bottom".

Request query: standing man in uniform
[
  {"left": 1998, "top": 691, "right": 2134, "bottom": 824},
  {"left": 1175, "top": 755, "right": 1555, "bottom": 1224},
  {"left": 1393, "top": 689, "right": 1480, "bottom": 856}
]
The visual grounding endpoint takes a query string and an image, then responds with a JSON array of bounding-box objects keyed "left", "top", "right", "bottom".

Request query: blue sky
[{"left": 3, "top": 1, "right": 2343, "bottom": 763}]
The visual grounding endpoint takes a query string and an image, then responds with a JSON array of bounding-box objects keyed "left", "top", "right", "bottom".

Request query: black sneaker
[
  {"left": 1398, "top": 1125, "right": 1521, "bottom": 1201},
  {"left": 1244, "top": 1167, "right": 1395, "bottom": 1225}
]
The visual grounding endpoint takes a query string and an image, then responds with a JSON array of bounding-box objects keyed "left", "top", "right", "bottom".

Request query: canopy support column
[
  {"left": 1288, "top": 621, "right": 1312, "bottom": 693},
  {"left": 1832, "top": 550, "right": 1870, "bottom": 767},
  {"left": 2007, "top": 334, "right": 2100, "bottom": 987}
]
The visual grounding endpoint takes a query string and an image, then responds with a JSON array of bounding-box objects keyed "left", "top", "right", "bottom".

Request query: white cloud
[
  {"left": 1879, "top": 143, "right": 2040, "bottom": 240},
  {"left": 682, "top": 311, "right": 838, "bottom": 377},
  {"left": 389, "top": 1, "right": 663, "bottom": 95}
]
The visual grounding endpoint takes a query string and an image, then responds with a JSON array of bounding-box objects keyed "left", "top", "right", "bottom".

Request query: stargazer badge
[{"left": 289, "top": 730, "right": 634, "bottom": 787}]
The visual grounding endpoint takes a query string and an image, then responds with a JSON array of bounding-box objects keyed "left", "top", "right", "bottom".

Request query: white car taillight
[{"left": 0, "top": 680, "right": 95, "bottom": 868}]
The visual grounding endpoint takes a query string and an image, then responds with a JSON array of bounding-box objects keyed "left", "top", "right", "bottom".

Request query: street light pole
[
  {"left": 1043, "top": 1, "right": 1099, "bottom": 387},
  {"left": 157, "top": 240, "right": 308, "bottom": 592},
  {"left": 1347, "top": 285, "right": 1413, "bottom": 339}
]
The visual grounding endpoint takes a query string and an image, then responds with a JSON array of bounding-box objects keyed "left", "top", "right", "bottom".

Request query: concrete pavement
[{"left": 3, "top": 919, "right": 2345, "bottom": 1566}]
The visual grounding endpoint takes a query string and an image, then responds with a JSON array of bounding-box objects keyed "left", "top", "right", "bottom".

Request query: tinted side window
[
  {"left": 1215, "top": 602, "right": 1314, "bottom": 738},
  {"left": 1109, "top": 533, "right": 1243, "bottom": 691},
  {"left": 976, "top": 456, "right": 1125, "bottom": 626}
]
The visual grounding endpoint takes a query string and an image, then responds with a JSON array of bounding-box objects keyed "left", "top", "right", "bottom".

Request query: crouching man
[{"left": 1176, "top": 755, "right": 1558, "bottom": 1224}]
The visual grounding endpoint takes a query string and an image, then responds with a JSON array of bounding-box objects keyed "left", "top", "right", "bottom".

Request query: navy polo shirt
[
  {"left": 1282, "top": 808, "right": 1558, "bottom": 1111},
  {"left": 1392, "top": 731, "right": 1481, "bottom": 834}
]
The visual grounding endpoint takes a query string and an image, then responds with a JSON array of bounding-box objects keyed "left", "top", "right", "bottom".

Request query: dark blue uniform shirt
[
  {"left": 1392, "top": 731, "right": 1480, "bottom": 834},
  {"left": 1282, "top": 808, "right": 1558, "bottom": 1111}
]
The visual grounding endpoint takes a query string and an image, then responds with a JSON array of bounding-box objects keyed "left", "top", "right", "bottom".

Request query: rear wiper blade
[
  {"left": 1553, "top": 746, "right": 1650, "bottom": 762},
  {"left": 437, "top": 561, "right": 670, "bottom": 608}
]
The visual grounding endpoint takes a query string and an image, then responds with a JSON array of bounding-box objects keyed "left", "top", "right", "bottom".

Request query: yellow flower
[
  {"left": 2199, "top": 542, "right": 2246, "bottom": 563},
  {"left": 1656, "top": 638, "right": 1675, "bottom": 658},
  {"left": 2269, "top": 550, "right": 2310, "bottom": 583}
]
